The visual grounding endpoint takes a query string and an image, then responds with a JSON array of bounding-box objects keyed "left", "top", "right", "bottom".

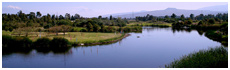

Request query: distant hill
[
  {"left": 198, "top": 4, "right": 228, "bottom": 12},
  {"left": 105, "top": 7, "right": 227, "bottom": 18}
]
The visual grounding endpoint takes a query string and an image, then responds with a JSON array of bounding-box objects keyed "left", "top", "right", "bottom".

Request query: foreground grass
[
  {"left": 165, "top": 47, "right": 228, "bottom": 68},
  {"left": 2, "top": 30, "right": 122, "bottom": 43}
]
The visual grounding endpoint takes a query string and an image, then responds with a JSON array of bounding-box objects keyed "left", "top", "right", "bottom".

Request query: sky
[{"left": 2, "top": 2, "right": 228, "bottom": 17}]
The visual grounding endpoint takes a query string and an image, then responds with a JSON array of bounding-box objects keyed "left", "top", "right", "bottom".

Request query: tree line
[{"left": 2, "top": 10, "right": 129, "bottom": 33}]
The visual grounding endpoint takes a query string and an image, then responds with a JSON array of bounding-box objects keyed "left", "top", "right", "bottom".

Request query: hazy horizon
[{"left": 2, "top": 2, "right": 228, "bottom": 17}]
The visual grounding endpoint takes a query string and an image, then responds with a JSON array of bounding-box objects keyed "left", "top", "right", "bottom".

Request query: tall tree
[
  {"left": 190, "top": 14, "right": 194, "bottom": 20},
  {"left": 51, "top": 14, "right": 55, "bottom": 20},
  {"left": 180, "top": 14, "right": 185, "bottom": 20},
  {"left": 109, "top": 15, "right": 113, "bottom": 20},
  {"left": 29, "top": 12, "right": 36, "bottom": 19},
  {"left": 171, "top": 13, "right": 176, "bottom": 19},
  {"left": 74, "top": 13, "right": 80, "bottom": 19},
  {"left": 70, "top": 15, "right": 75, "bottom": 20},
  {"left": 164, "top": 15, "right": 169, "bottom": 19},
  {"left": 59, "top": 15, "right": 64, "bottom": 20},
  {"left": 65, "top": 13, "right": 70, "bottom": 20},
  {"left": 98, "top": 15, "right": 102, "bottom": 19},
  {"left": 36, "top": 11, "right": 42, "bottom": 18}
]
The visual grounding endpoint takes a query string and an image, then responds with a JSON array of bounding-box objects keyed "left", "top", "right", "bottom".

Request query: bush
[
  {"left": 2, "top": 35, "right": 13, "bottom": 48},
  {"left": 50, "top": 37, "right": 70, "bottom": 48},
  {"left": 34, "top": 37, "right": 51, "bottom": 52},
  {"left": 208, "top": 18, "right": 215, "bottom": 24},
  {"left": 205, "top": 30, "right": 222, "bottom": 41},
  {"left": 2, "top": 35, "right": 33, "bottom": 54},
  {"left": 13, "top": 36, "right": 33, "bottom": 48},
  {"left": 198, "top": 21, "right": 203, "bottom": 25},
  {"left": 49, "top": 37, "right": 71, "bottom": 53},
  {"left": 165, "top": 47, "right": 228, "bottom": 68}
]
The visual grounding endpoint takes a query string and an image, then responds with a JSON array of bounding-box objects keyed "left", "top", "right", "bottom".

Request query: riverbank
[
  {"left": 2, "top": 32, "right": 130, "bottom": 53},
  {"left": 165, "top": 46, "right": 228, "bottom": 68},
  {"left": 72, "top": 33, "right": 130, "bottom": 46},
  {"left": 2, "top": 30, "right": 122, "bottom": 43}
]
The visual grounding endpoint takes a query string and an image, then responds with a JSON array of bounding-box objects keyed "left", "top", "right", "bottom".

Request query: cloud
[{"left": 7, "top": 5, "right": 21, "bottom": 10}]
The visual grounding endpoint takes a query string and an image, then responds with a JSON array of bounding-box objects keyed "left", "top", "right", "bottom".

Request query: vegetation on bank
[
  {"left": 3, "top": 30, "right": 122, "bottom": 42},
  {"left": 2, "top": 33, "right": 127, "bottom": 54},
  {"left": 165, "top": 46, "right": 228, "bottom": 68},
  {"left": 72, "top": 33, "right": 128, "bottom": 46}
]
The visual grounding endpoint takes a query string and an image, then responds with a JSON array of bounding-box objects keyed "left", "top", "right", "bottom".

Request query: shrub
[
  {"left": 208, "top": 18, "right": 215, "bottom": 24},
  {"left": 198, "top": 21, "right": 203, "bottom": 25},
  {"left": 205, "top": 30, "right": 222, "bottom": 41},
  {"left": 3, "top": 35, "right": 33, "bottom": 54},
  {"left": 50, "top": 37, "right": 70, "bottom": 48},
  {"left": 34, "top": 37, "right": 51, "bottom": 52},
  {"left": 49, "top": 37, "right": 71, "bottom": 53},
  {"left": 13, "top": 36, "right": 33, "bottom": 48},
  {"left": 2, "top": 35, "right": 13, "bottom": 48}
]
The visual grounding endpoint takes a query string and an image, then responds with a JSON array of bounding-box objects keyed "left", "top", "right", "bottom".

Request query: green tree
[
  {"left": 98, "top": 15, "right": 102, "bottom": 19},
  {"left": 29, "top": 12, "right": 36, "bottom": 20},
  {"left": 208, "top": 18, "right": 215, "bottom": 24},
  {"left": 74, "top": 13, "right": 80, "bottom": 19},
  {"left": 164, "top": 15, "right": 169, "bottom": 19},
  {"left": 190, "top": 14, "right": 194, "bottom": 20},
  {"left": 87, "top": 22, "right": 94, "bottom": 32},
  {"left": 36, "top": 11, "right": 42, "bottom": 18},
  {"left": 93, "top": 24, "right": 101, "bottom": 32},
  {"left": 57, "top": 20, "right": 71, "bottom": 25},
  {"left": 60, "top": 25, "right": 72, "bottom": 35},
  {"left": 171, "top": 13, "right": 176, "bottom": 19},
  {"left": 100, "top": 24, "right": 106, "bottom": 32},
  {"left": 110, "top": 15, "right": 113, "bottom": 20},
  {"left": 59, "top": 15, "right": 64, "bottom": 20},
  {"left": 49, "top": 26, "right": 62, "bottom": 36},
  {"left": 73, "top": 19, "right": 80, "bottom": 27},
  {"left": 65, "top": 13, "right": 70, "bottom": 20},
  {"left": 180, "top": 14, "right": 185, "bottom": 20}
]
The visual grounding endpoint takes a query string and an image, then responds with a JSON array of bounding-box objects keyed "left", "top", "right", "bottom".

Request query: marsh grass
[{"left": 165, "top": 47, "right": 228, "bottom": 68}]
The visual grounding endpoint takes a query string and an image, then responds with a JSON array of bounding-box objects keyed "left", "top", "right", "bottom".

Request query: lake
[{"left": 2, "top": 27, "right": 222, "bottom": 68}]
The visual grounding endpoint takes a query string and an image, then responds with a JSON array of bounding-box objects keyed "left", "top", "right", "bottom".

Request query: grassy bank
[
  {"left": 3, "top": 33, "right": 128, "bottom": 54},
  {"left": 72, "top": 33, "right": 129, "bottom": 46},
  {"left": 3, "top": 30, "right": 122, "bottom": 43},
  {"left": 165, "top": 47, "right": 228, "bottom": 68}
]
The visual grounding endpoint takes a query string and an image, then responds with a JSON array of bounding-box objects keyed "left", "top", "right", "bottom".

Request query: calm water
[{"left": 2, "top": 27, "right": 221, "bottom": 68}]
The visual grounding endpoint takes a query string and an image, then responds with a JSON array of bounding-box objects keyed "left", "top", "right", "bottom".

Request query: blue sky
[{"left": 2, "top": 2, "right": 228, "bottom": 17}]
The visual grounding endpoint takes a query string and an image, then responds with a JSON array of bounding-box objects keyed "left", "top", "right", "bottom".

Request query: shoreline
[{"left": 73, "top": 33, "right": 131, "bottom": 46}]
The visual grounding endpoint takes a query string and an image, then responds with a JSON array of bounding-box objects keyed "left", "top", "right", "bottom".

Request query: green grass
[
  {"left": 2, "top": 30, "right": 122, "bottom": 43},
  {"left": 165, "top": 46, "right": 228, "bottom": 68}
]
